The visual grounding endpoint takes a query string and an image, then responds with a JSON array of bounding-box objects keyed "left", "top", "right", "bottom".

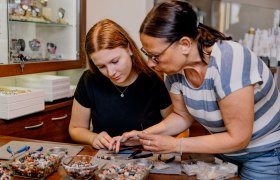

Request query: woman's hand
[
  {"left": 138, "top": 133, "right": 180, "bottom": 154},
  {"left": 109, "top": 130, "right": 143, "bottom": 152},
  {"left": 91, "top": 131, "right": 112, "bottom": 150},
  {"left": 121, "top": 130, "right": 143, "bottom": 146}
]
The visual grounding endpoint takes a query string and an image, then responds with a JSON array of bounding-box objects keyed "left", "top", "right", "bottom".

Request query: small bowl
[
  {"left": 61, "top": 155, "right": 98, "bottom": 180},
  {"left": 47, "top": 147, "right": 68, "bottom": 159}
]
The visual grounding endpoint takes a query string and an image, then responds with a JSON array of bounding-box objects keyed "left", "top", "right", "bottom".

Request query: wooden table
[{"left": 0, "top": 135, "right": 240, "bottom": 179}]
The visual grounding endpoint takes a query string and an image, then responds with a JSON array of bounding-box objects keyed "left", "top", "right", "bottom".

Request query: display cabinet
[{"left": 0, "top": 0, "right": 86, "bottom": 77}]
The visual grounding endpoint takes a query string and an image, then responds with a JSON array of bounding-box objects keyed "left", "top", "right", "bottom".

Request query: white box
[
  {"left": 15, "top": 75, "right": 71, "bottom": 101},
  {"left": 16, "top": 75, "right": 70, "bottom": 89},
  {"left": 45, "top": 89, "right": 71, "bottom": 102},
  {"left": 0, "top": 103, "right": 45, "bottom": 120},
  {"left": 0, "top": 96, "right": 44, "bottom": 111},
  {"left": 16, "top": 81, "right": 70, "bottom": 93},
  {"left": 68, "top": 85, "right": 76, "bottom": 98},
  {"left": 0, "top": 86, "right": 45, "bottom": 120}
]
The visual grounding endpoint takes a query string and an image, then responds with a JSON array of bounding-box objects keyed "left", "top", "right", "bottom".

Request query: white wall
[
  {"left": 58, "top": 0, "right": 154, "bottom": 85},
  {"left": 87, "top": 0, "right": 153, "bottom": 48}
]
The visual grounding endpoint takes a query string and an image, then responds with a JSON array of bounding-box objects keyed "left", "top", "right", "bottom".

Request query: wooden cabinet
[{"left": 0, "top": 99, "right": 74, "bottom": 143}]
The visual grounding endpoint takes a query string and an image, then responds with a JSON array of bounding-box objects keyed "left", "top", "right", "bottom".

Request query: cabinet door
[
  {"left": 40, "top": 105, "right": 74, "bottom": 143},
  {"left": 0, "top": 0, "right": 86, "bottom": 77}
]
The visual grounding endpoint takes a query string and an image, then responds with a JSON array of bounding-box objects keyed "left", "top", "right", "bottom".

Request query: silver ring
[{"left": 148, "top": 140, "right": 151, "bottom": 146}]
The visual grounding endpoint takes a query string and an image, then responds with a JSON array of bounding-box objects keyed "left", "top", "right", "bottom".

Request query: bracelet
[{"left": 180, "top": 138, "right": 183, "bottom": 156}]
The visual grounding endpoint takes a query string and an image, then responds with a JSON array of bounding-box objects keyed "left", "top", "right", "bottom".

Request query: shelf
[{"left": 9, "top": 19, "right": 71, "bottom": 27}]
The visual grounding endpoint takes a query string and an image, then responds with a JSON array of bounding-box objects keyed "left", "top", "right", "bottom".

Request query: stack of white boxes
[
  {"left": 0, "top": 86, "right": 45, "bottom": 120},
  {"left": 16, "top": 75, "right": 72, "bottom": 102}
]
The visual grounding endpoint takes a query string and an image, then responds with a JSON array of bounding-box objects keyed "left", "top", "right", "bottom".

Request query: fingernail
[{"left": 120, "top": 138, "right": 124, "bottom": 142}]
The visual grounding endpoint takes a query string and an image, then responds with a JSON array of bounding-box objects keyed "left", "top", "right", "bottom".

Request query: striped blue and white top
[{"left": 165, "top": 41, "right": 280, "bottom": 156}]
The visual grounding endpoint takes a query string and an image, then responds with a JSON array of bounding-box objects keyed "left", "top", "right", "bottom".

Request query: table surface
[{"left": 0, "top": 135, "right": 240, "bottom": 180}]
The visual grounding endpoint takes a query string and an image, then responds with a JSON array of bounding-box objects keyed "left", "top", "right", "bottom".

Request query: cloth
[
  {"left": 165, "top": 40, "right": 280, "bottom": 156},
  {"left": 220, "top": 147, "right": 280, "bottom": 179},
  {"left": 75, "top": 70, "right": 171, "bottom": 137}
]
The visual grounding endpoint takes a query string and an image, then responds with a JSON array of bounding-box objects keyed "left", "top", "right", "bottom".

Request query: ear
[
  {"left": 127, "top": 44, "right": 133, "bottom": 56},
  {"left": 178, "top": 37, "right": 192, "bottom": 54}
]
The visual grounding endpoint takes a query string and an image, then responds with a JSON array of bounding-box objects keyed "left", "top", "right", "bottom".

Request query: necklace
[{"left": 114, "top": 85, "right": 129, "bottom": 97}]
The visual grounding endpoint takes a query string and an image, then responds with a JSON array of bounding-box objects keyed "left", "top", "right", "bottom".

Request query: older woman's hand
[
  {"left": 109, "top": 130, "right": 143, "bottom": 152},
  {"left": 138, "top": 133, "right": 180, "bottom": 154}
]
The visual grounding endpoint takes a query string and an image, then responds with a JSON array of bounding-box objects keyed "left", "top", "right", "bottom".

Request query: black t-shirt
[{"left": 74, "top": 70, "right": 172, "bottom": 136}]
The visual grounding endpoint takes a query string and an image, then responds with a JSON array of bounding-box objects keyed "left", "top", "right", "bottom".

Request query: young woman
[
  {"left": 114, "top": 1, "right": 280, "bottom": 178},
  {"left": 68, "top": 19, "right": 172, "bottom": 150}
]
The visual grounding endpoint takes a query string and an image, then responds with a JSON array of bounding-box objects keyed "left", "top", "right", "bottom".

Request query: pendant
[{"left": 120, "top": 94, "right": 124, "bottom": 97}]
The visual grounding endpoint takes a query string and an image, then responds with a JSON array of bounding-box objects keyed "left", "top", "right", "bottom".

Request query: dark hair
[
  {"left": 140, "top": 0, "right": 232, "bottom": 63},
  {"left": 85, "top": 19, "right": 154, "bottom": 76}
]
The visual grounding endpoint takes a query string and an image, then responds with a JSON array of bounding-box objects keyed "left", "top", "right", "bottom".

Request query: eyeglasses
[{"left": 141, "top": 42, "right": 174, "bottom": 64}]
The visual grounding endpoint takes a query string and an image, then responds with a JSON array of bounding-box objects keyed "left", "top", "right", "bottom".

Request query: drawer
[
  {"left": 0, "top": 112, "right": 45, "bottom": 139},
  {"left": 0, "top": 99, "right": 75, "bottom": 143}
]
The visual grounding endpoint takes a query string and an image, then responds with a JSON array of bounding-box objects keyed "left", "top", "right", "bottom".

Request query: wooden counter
[{"left": 0, "top": 136, "right": 240, "bottom": 180}]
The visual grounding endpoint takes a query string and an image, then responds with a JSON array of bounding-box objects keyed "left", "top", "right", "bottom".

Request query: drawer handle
[
  {"left": 51, "top": 114, "right": 68, "bottom": 121},
  {"left": 25, "top": 122, "right": 44, "bottom": 129}
]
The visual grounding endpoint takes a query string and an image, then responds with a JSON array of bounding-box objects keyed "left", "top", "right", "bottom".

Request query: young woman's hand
[{"left": 91, "top": 131, "right": 112, "bottom": 150}]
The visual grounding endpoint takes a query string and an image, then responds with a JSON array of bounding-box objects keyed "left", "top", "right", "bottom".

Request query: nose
[
  {"left": 107, "top": 65, "right": 116, "bottom": 77},
  {"left": 147, "top": 59, "right": 156, "bottom": 68}
]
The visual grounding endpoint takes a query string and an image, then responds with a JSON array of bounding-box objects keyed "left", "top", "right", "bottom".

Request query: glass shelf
[{"left": 9, "top": 19, "right": 71, "bottom": 27}]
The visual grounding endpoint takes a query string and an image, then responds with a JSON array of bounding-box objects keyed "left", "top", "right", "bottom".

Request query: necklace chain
[{"left": 114, "top": 85, "right": 129, "bottom": 97}]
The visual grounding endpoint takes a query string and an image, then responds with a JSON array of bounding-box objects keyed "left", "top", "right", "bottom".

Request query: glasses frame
[{"left": 141, "top": 42, "right": 174, "bottom": 64}]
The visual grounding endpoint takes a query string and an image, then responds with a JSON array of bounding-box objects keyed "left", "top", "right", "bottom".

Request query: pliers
[
  {"left": 6, "top": 146, "right": 43, "bottom": 157},
  {"left": 6, "top": 145, "right": 30, "bottom": 157},
  {"left": 127, "top": 149, "right": 153, "bottom": 159}
]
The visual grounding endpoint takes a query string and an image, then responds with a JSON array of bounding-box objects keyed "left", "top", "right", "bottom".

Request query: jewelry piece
[
  {"left": 114, "top": 85, "right": 129, "bottom": 97},
  {"left": 16, "top": 39, "right": 26, "bottom": 51},
  {"left": 58, "top": 8, "right": 65, "bottom": 19},
  {"left": 47, "top": 42, "right": 57, "bottom": 54},
  {"left": 29, "top": 39, "right": 41, "bottom": 51}
]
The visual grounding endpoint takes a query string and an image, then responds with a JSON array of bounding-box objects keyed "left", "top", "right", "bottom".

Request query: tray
[
  {"left": 0, "top": 86, "right": 44, "bottom": 104},
  {"left": 0, "top": 141, "right": 84, "bottom": 160}
]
